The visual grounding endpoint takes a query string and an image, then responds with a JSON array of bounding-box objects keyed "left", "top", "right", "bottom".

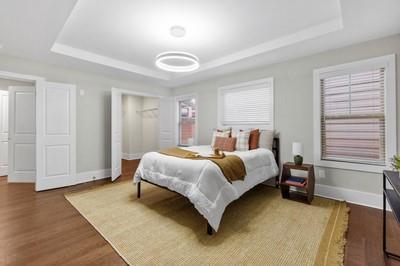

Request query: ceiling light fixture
[
  {"left": 155, "top": 51, "right": 199, "bottom": 72},
  {"left": 170, "top": 26, "right": 186, "bottom": 38}
]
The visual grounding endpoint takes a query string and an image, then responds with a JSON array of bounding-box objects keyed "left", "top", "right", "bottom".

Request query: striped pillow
[
  {"left": 214, "top": 137, "right": 236, "bottom": 152},
  {"left": 235, "top": 130, "right": 251, "bottom": 151}
]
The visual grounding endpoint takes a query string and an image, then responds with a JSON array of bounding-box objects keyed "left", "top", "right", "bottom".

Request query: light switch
[
  {"left": 80, "top": 89, "right": 85, "bottom": 96},
  {"left": 318, "top": 169, "right": 326, "bottom": 179}
]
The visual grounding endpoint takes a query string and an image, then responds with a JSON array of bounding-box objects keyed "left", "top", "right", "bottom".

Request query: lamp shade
[{"left": 292, "top": 142, "right": 303, "bottom": 156}]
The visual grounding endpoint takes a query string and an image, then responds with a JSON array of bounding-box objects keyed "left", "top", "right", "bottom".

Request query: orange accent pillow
[
  {"left": 214, "top": 136, "right": 237, "bottom": 152},
  {"left": 249, "top": 129, "right": 260, "bottom": 150}
]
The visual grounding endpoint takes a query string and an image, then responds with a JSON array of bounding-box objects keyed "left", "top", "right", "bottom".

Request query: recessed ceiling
[
  {"left": 52, "top": 0, "right": 342, "bottom": 80},
  {"left": 0, "top": 0, "right": 400, "bottom": 87}
]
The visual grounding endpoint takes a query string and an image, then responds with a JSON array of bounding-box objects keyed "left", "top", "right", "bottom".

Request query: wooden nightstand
[{"left": 280, "top": 162, "right": 315, "bottom": 204}]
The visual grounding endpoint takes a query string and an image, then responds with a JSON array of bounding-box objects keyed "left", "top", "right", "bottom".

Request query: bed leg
[
  {"left": 137, "top": 181, "right": 141, "bottom": 198},
  {"left": 275, "top": 175, "right": 279, "bottom": 188},
  {"left": 207, "top": 222, "right": 213, "bottom": 235}
]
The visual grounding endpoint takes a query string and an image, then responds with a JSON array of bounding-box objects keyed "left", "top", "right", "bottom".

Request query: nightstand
[{"left": 280, "top": 162, "right": 315, "bottom": 204}]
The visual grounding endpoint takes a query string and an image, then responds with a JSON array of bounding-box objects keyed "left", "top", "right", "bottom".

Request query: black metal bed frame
[{"left": 137, "top": 137, "right": 280, "bottom": 235}]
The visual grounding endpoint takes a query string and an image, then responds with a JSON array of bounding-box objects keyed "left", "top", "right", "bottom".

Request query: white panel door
[
  {"left": 35, "top": 81, "right": 76, "bottom": 191},
  {"left": 8, "top": 86, "right": 36, "bottom": 182},
  {"left": 159, "top": 97, "right": 176, "bottom": 148},
  {"left": 0, "top": 91, "right": 8, "bottom": 176},
  {"left": 111, "top": 89, "right": 122, "bottom": 181}
]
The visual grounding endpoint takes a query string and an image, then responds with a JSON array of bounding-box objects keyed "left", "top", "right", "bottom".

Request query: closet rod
[{"left": 136, "top": 107, "right": 159, "bottom": 113}]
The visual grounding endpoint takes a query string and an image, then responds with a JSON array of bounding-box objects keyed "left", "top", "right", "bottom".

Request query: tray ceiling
[
  {"left": 52, "top": 0, "right": 342, "bottom": 80},
  {"left": 0, "top": 0, "right": 400, "bottom": 87}
]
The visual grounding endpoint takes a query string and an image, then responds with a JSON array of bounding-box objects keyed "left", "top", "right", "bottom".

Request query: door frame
[
  {"left": 110, "top": 87, "right": 163, "bottom": 181},
  {"left": 0, "top": 70, "right": 45, "bottom": 184}
]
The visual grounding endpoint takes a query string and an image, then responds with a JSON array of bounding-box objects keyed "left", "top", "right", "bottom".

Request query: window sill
[{"left": 314, "top": 159, "right": 387, "bottom": 173}]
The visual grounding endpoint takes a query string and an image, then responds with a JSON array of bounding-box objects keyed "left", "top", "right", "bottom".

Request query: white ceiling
[{"left": 0, "top": 0, "right": 399, "bottom": 87}]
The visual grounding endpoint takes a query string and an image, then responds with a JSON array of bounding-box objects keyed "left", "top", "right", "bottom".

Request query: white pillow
[
  {"left": 211, "top": 131, "right": 230, "bottom": 148},
  {"left": 259, "top": 130, "right": 274, "bottom": 150},
  {"left": 235, "top": 130, "right": 251, "bottom": 151}
]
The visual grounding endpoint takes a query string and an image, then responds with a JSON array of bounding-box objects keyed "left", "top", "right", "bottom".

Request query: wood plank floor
[{"left": 1, "top": 159, "right": 399, "bottom": 265}]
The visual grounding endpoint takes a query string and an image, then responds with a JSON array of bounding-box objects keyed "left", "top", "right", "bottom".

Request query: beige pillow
[{"left": 259, "top": 130, "right": 274, "bottom": 150}]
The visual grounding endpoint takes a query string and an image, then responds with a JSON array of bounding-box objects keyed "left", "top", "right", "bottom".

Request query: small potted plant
[{"left": 390, "top": 155, "right": 400, "bottom": 171}]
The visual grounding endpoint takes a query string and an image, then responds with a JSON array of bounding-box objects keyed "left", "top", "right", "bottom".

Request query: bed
[{"left": 133, "top": 138, "right": 280, "bottom": 235}]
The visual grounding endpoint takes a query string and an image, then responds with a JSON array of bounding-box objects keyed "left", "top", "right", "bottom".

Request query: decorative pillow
[
  {"left": 235, "top": 130, "right": 251, "bottom": 151},
  {"left": 211, "top": 131, "right": 230, "bottom": 148},
  {"left": 217, "top": 127, "right": 232, "bottom": 136},
  {"left": 249, "top": 129, "right": 260, "bottom": 150},
  {"left": 214, "top": 136, "right": 236, "bottom": 152},
  {"left": 259, "top": 130, "right": 274, "bottom": 150}
]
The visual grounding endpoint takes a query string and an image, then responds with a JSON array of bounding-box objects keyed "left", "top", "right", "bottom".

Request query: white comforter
[{"left": 133, "top": 146, "right": 279, "bottom": 231}]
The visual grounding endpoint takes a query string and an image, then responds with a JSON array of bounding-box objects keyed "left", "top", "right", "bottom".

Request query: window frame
[
  {"left": 313, "top": 54, "right": 397, "bottom": 173},
  {"left": 175, "top": 94, "right": 198, "bottom": 146},
  {"left": 217, "top": 77, "right": 274, "bottom": 130}
]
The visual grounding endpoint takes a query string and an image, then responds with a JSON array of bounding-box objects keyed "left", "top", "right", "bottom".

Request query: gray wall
[
  {"left": 173, "top": 34, "right": 400, "bottom": 195},
  {"left": 122, "top": 95, "right": 143, "bottom": 155},
  {"left": 0, "top": 54, "right": 170, "bottom": 173},
  {"left": 142, "top": 97, "right": 159, "bottom": 153}
]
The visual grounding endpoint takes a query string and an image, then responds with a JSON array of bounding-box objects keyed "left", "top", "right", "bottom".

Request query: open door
[
  {"left": 0, "top": 90, "right": 8, "bottom": 177},
  {"left": 159, "top": 97, "right": 176, "bottom": 148},
  {"left": 111, "top": 88, "right": 122, "bottom": 181},
  {"left": 35, "top": 81, "right": 76, "bottom": 191},
  {"left": 8, "top": 87, "right": 36, "bottom": 182}
]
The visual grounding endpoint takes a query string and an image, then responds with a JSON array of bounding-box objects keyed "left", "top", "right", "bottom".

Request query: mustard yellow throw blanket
[{"left": 159, "top": 147, "right": 246, "bottom": 183}]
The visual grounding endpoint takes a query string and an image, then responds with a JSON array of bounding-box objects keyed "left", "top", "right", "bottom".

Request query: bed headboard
[{"left": 272, "top": 137, "right": 280, "bottom": 168}]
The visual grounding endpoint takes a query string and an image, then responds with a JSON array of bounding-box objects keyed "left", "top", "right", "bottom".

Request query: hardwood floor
[{"left": 1, "top": 159, "right": 399, "bottom": 265}]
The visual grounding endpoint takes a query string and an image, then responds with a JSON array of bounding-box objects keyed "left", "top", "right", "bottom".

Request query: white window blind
[
  {"left": 219, "top": 79, "right": 273, "bottom": 127},
  {"left": 320, "top": 68, "right": 386, "bottom": 165}
]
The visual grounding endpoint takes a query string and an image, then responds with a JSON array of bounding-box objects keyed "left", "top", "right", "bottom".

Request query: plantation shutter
[
  {"left": 320, "top": 68, "right": 386, "bottom": 165},
  {"left": 221, "top": 80, "right": 273, "bottom": 126}
]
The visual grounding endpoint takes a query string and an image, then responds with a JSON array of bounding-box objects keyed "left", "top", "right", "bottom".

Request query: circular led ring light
[{"left": 155, "top": 51, "right": 199, "bottom": 72}]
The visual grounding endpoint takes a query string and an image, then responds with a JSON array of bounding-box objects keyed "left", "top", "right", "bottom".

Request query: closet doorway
[
  {"left": 0, "top": 71, "right": 76, "bottom": 191},
  {"left": 0, "top": 78, "right": 35, "bottom": 181},
  {"left": 111, "top": 88, "right": 162, "bottom": 181}
]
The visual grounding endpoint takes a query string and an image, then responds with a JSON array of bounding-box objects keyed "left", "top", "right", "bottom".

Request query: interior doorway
[
  {"left": 111, "top": 88, "right": 162, "bottom": 181},
  {"left": 0, "top": 70, "right": 77, "bottom": 191},
  {"left": 0, "top": 78, "right": 35, "bottom": 182},
  {"left": 121, "top": 94, "right": 159, "bottom": 178}
]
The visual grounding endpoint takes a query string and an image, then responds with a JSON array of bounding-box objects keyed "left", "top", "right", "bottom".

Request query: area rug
[{"left": 65, "top": 181, "right": 349, "bottom": 265}]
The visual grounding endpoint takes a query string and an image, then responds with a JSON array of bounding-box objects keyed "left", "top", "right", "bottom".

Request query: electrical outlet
[{"left": 318, "top": 169, "right": 326, "bottom": 179}]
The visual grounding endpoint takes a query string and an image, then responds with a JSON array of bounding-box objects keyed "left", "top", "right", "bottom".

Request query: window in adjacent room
[
  {"left": 218, "top": 78, "right": 274, "bottom": 129},
  {"left": 177, "top": 95, "right": 197, "bottom": 146},
  {"left": 313, "top": 55, "right": 396, "bottom": 173}
]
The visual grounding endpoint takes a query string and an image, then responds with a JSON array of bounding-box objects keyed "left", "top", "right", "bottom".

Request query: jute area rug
[{"left": 65, "top": 181, "right": 348, "bottom": 265}]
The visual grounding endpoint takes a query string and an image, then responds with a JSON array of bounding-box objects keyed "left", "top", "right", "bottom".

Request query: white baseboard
[
  {"left": 7, "top": 176, "right": 35, "bottom": 183},
  {"left": 75, "top": 168, "right": 111, "bottom": 184},
  {"left": 122, "top": 153, "right": 143, "bottom": 160},
  {"left": 315, "top": 183, "right": 389, "bottom": 211}
]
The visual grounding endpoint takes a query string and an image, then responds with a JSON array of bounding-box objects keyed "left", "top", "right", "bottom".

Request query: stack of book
[{"left": 285, "top": 177, "right": 307, "bottom": 187}]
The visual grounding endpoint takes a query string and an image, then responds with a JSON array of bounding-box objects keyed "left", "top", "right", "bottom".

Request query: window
[
  {"left": 218, "top": 78, "right": 274, "bottom": 129},
  {"left": 177, "top": 95, "right": 197, "bottom": 146},
  {"left": 314, "top": 55, "right": 396, "bottom": 172}
]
